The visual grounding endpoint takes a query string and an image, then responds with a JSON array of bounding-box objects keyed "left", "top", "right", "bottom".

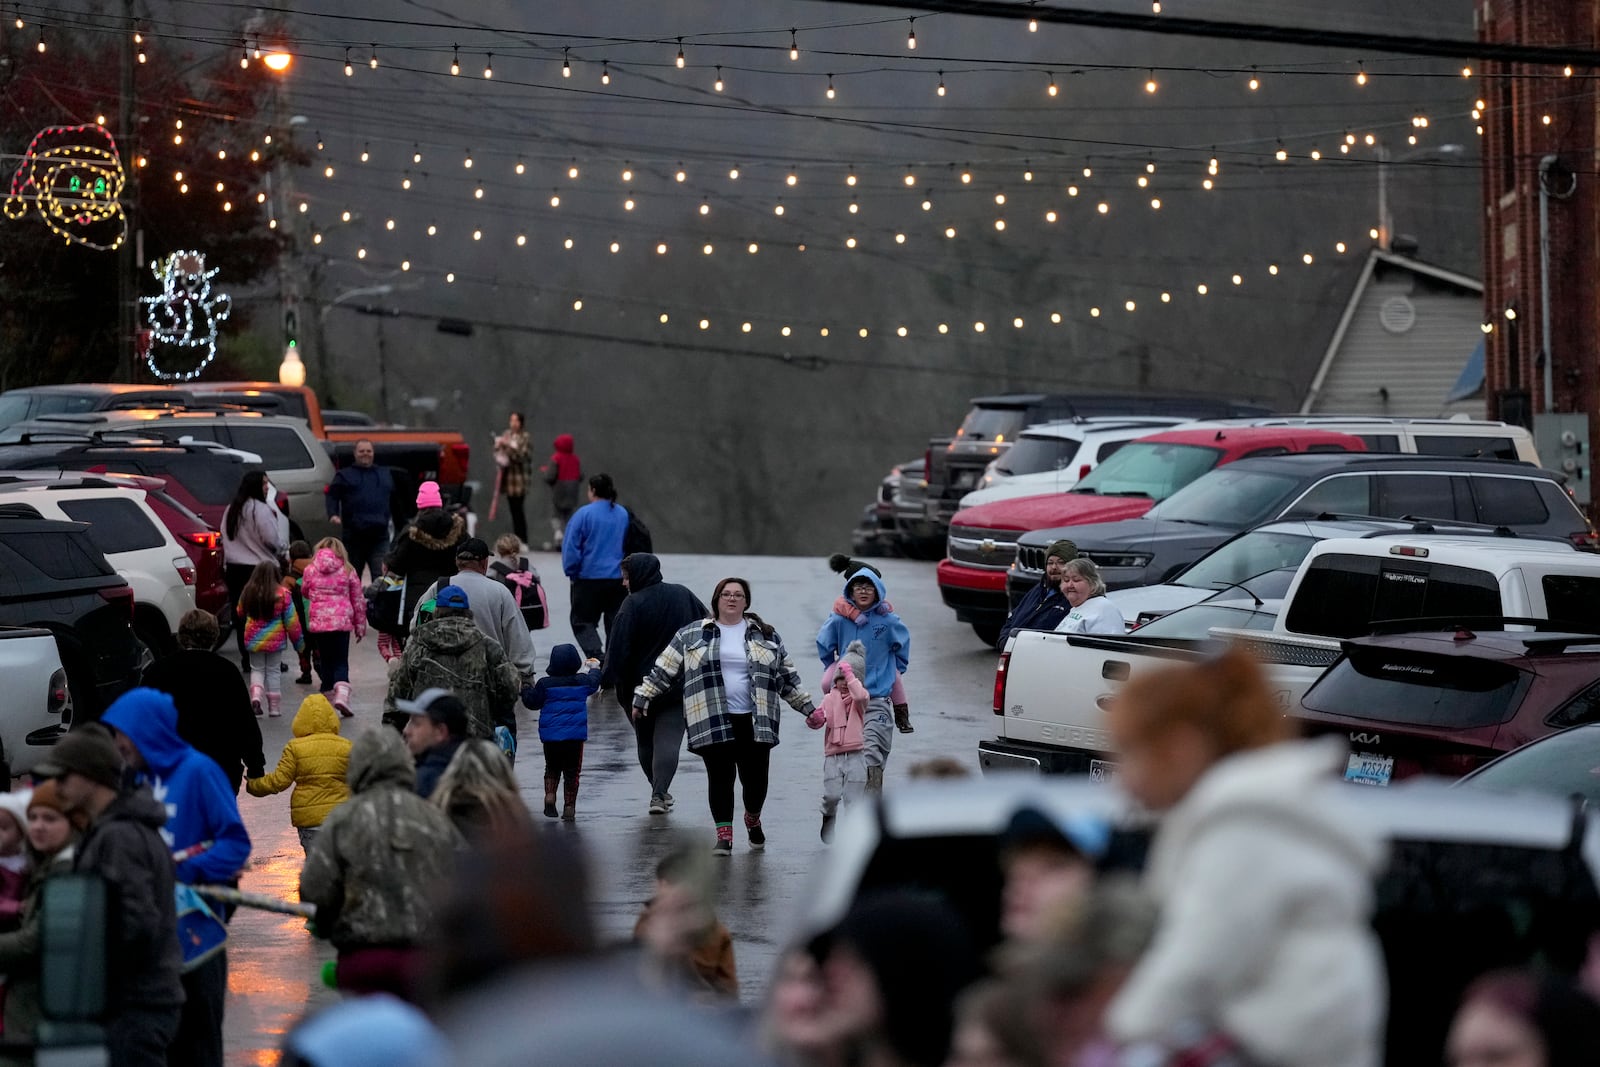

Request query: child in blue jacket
[
  {"left": 816, "top": 568, "right": 911, "bottom": 796},
  {"left": 522, "top": 643, "right": 600, "bottom": 820}
]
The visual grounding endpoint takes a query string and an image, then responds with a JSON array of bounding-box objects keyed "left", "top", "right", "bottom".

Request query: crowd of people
[{"left": 12, "top": 421, "right": 1592, "bottom": 1067}]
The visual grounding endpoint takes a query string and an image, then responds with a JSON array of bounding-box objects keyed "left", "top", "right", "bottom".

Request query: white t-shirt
[
  {"left": 1059, "top": 596, "right": 1126, "bottom": 635},
  {"left": 717, "top": 621, "right": 754, "bottom": 714}
]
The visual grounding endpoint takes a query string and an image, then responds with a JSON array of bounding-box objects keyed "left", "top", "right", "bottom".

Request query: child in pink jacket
[
  {"left": 806, "top": 640, "right": 869, "bottom": 843},
  {"left": 301, "top": 538, "right": 367, "bottom": 718}
]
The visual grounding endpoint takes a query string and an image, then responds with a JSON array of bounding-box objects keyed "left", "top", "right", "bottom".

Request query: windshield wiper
[
  {"left": 1102, "top": 490, "right": 1151, "bottom": 498},
  {"left": 1071, "top": 486, "right": 1098, "bottom": 494}
]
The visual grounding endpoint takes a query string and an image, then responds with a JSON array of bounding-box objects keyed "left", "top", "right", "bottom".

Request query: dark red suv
[{"left": 1296, "top": 628, "right": 1600, "bottom": 784}]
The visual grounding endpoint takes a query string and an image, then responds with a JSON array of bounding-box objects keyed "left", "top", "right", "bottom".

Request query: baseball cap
[
  {"left": 395, "top": 688, "right": 469, "bottom": 736},
  {"left": 1002, "top": 805, "right": 1111, "bottom": 861},
  {"left": 35, "top": 725, "right": 124, "bottom": 790},
  {"left": 434, "top": 584, "right": 470, "bottom": 610},
  {"left": 455, "top": 537, "right": 490, "bottom": 562}
]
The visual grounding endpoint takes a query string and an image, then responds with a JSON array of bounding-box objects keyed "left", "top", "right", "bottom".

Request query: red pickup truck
[{"left": 937, "top": 427, "right": 1365, "bottom": 644}]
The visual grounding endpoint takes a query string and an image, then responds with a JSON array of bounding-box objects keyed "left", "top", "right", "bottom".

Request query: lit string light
[
  {"left": 3, "top": 125, "right": 128, "bottom": 251},
  {"left": 139, "top": 251, "right": 231, "bottom": 381}
]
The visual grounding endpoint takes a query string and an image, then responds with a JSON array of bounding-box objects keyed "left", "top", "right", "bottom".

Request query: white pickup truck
[
  {"left": 979, "top": 534, "right": 1600, "bottom": 775},
  {"left": 0, "top": 626, "right": 72, "bottom": 779}
]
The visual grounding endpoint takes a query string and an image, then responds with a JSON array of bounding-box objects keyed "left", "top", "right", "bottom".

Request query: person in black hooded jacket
[{"left": 601, "top": 553, "right": 708, "bottom": 814}]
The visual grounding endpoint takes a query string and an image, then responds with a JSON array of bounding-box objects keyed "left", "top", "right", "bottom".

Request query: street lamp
[{"left": 262, "top": 50, "right": 293, "bottom": 72}]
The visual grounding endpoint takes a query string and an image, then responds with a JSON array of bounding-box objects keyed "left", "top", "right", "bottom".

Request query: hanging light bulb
[
  {"left": 568, "top": 163, "right": 580, "bottom": 179},
  {"left": 474, "top": 184, "right": 484, "bottom": 199},
  {"left": 774, "top": 200, "right": 785, "bottom": 216},
  {"left": 921, "top": 198, "right": 932, "bottom": 211},
  {"left": 845, "top": 167, "right": 857, "bottom": 187},
  {"left": 602, "top": 62, "right": 611, "bottom": 85},
  {"left": 550, "top": 191, "right": 561, "bottom": 207},
  {"left": 848, "top": 199, "right": 859, "bottom": 214},
  {"left": 514, "top": 160, "right": 526, "bottom": 175},
  {"left": 1083, "top": 166, "right": 1093, "bottom": 178},
  {"left": 728, "top": 166, "right": 740, "bottom": 180},
  {"left": 790, "top": 29, "right": 800, "bottom": 61},
  {"left": 699, "top": 198, "right": 709, "bottom": 215},
  {"left": 36, "top": 32, "right": 45, "bottom": 53},
  {"left": 714, "top": 66, "right": 723, "bottom": 92},
  {"left": 369, "top": 45, "right": 378, "bottom": 69},
  {"left": 960, "top": 168, "right": 972, "bottom": 184},
  {"left": 1023, "top": 168, "right": 1033, "bottom": 181},
  {"left": 1145, "top": 70, "right": 1158, "bottom": 93},
  {"left": 624, "top": 194, "right": 635, "bottom": 211},
  {"left": 747, "top": 242, "right": 759, "bottom": 254},
  {"left": 676, "top": 38, "right": 685, "bottom": 68},
  {"left": 904, "top": 169, "right": 916, "bottom": 186},
  {"left": 402, "top": 174, "right": 412, "bottom": 189},
  {"left": 1248, "top": 73, "right": 1260, "bottom": 91},
  {"left": 563, "top": 48, "right": 571, "bottom": 78},
  {"left": 845, "top": 235, "right": 857, "bottom": 248},
  {"left": 621, "top": 164, "right": 634, "bottom": 182},
  {"left": 936, "top": 71, "right": 946, "bottom": 97},
  {"left": 786, "top": 167, "right": 798, "bottom": 186},
  {"left": 359, "top": 145, "right": 370, "bottom": 163},
  {"left": 826, "top": 74, "right": 836, "bottom": 100},
  {"left": 1047, "top": 72, "right": 1058, "bottom": 97},
  {"left": 463, "top": 150, "right": 473, "bottom": 168},
  {"left": 675, "top": 166, "right": 687, "bottom": 182},
  {"left": 451, "top": 45, "right": 460, "bottom": 76},
  {"left": 907, "top": 18, "right": 917, "bottom": 49},
  {"left": 483, "top": 54, "right": 493, "bottom": 78},
  {"left": 564, "top": 236, "right": 574, "bottom": 249},
  {"left": 1355, "top": 63, "right": 1367, "bottom": 86},
  {"left": 344, "top": 49, "right": 354, "bottom": 77},
  {"left": 995, "top": 193, "right": 1006, "bottom": 205}
]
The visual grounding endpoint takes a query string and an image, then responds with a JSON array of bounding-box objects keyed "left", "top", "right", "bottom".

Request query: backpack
[
  {"left": 623, "top": 508, "right": 653, "bottom": 556},
  {"left": 489, "top": 558, "right": 550, "bottom": 630}
]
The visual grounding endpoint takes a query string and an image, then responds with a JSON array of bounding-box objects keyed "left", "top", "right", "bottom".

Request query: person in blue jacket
[
  {"left": 523, "top": 643, "right": 601, "bottom": 821},
  {"left": 324, "top": 439, "right": 396, "bottom": 582},
  {"left": 816, "top": 568, "right": 911, "bottom": 796},
  {"left": 560, "top": 473, "right": 632, "bottom": 661},
  {"left": 997, "top": 539, "right": 1079, "bottom": 647},
  {"left": 102, "top": 687, "right": 252, "bottom": 1067}
]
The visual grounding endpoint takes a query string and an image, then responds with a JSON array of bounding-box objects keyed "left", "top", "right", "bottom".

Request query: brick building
[{"left": 1479, "top": 0, "right": 1599, "bottom": 431}]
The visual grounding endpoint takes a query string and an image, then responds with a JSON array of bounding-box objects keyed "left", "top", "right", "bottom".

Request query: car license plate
[
  {"left": 952, "top": 469, "right": 980, "bottom": 490},
  {"left": 1344, "top": 752, "right": 1394, "bottom": 787},
  {"left": 1089, "top": 759, "right": 1118, "bottom": 783}
]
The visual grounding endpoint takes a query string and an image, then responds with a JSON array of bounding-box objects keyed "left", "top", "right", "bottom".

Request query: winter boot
[
  {"left": 296, "top": 651, "right": 313, "bottom": 685},
  {"left": 866, "top": 765, "right": 885, "bottom": 796},
  {"left": 250, "top": 684, "right": 264, "bottom": 716},
  {"left": 543, "top": 776, "right": 559, "bottom": 819},
  {"left": 894, "top": 703, "right": 914, "bottom": 734},
  {"left": 332, "top": 681, "right": 353, "bottom": 718},
  {"left": 712, "top": 824, "right": 733, "bottom": 857},
  {"left": 562, "top": 772, "right": 579, "bottom": 821},
  {"left": 267, "top": 693, "right": 282, "bottom": 718},
  {"left": 744, "top": 811, "right": 766, "bottom": 852},
  {"left": 821, "top": 812, "right": 836, "bottom": 843}
]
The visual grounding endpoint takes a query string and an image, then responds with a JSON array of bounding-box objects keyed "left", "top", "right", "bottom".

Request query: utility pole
[{"left": 115, "top": 0, "right": 139, "bottom": 381}]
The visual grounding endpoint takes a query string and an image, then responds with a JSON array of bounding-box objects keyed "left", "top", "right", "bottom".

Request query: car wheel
[{"left": 971, "top": 621, "right": 1003, "bottom": 647}]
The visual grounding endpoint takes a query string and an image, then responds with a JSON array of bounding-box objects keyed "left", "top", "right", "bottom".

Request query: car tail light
[
  {"left": 448, "top": 442, "right": 471, "bottom": 474},
  {"left": 47, "top": 667, "right": 70, "bottom": 717},
  {"left": 1079, "top": 463, "right": 1092, "bottom": 480},
  {"left": 184, "top": 530, "right": 221, "bottom": 551},
  {"left": 992, "top": 651, "right": 1010, "bottom": 715},
  {"left": 97, "top": 585, "right": 135, "bottom": 619},
  {"left": 1570, "top": 529, "right": 1600, "bottom": 551},
  {"left": 276, "top": 494, "right": 292, "bottom": 515},
  {"left": 923, "top": 447, "right": 932, "bottom": 485},
  {"left": 173, "top": 556, "right": 196, "bottom": 586}
]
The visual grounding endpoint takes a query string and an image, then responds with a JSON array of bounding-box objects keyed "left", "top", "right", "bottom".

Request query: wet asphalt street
[{"left": 221, "top": 553, "right": 997, "bottom": 1064}]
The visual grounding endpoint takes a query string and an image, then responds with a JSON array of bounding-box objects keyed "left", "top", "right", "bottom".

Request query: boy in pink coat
[
  {"left": 806, "top": 640, "right": 869, "bottom": 843},
  {"left": 301, "top": 540, "right": 368, "bottom": 717}
]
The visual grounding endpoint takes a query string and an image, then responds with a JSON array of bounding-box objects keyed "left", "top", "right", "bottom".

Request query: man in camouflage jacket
[
  {"left": 382, "top": 587, "right": 520, "bottom": 740},
  {"left": 299, "top": 727, "right": 461, "bottom": 996}
]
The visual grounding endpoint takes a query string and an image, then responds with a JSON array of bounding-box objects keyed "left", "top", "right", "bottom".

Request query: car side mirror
[{"left": 37, "top": 873, "right": 107, "bottom": 1052}]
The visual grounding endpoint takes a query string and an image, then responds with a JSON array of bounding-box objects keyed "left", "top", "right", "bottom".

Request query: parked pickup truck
[
  {"left": 0, "top": 626, "right": 72, "bottom": 778},
  {"left": 939, "top": 427, "right": 1364, "bottom": 645},
  {"left": 979, "top": 532, "right": 1600, "bottom": 776}
]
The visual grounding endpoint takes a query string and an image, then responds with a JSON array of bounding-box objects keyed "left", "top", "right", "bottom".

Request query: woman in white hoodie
[{"left": 1104, "top": 648, "right": 1388, "bottom": 1067}]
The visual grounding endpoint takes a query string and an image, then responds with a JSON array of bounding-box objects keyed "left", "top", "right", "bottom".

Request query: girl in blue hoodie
[
  {"left": 522, "top": 644, "right": 601, "bottom": 820},
  {"left": 816, "top": 568, "right": 911, "bottom": 795}
]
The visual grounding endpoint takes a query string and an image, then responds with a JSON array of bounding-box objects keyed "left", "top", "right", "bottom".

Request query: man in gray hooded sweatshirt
[{"left": 601, "top": 553, "right": 708, "bottom": 814}]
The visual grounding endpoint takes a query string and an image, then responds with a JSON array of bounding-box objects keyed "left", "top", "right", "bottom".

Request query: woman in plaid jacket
[{"left": 633, "top": 577, "right": 818, "bottom": 856}]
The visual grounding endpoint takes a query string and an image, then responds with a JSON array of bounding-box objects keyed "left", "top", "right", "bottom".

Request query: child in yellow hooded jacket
[{"left": 247, "top": 694, "right": 352, "bottom": 852}]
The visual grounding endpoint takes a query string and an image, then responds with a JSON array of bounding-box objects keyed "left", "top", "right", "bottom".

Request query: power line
[{"left": 807, "top": 0, "right": 1600, "bottom": 70}]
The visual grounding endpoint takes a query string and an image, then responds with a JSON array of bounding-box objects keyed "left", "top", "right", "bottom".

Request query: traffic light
[{"left": 284, "top": 308, "right": 298, "bottom": 349}]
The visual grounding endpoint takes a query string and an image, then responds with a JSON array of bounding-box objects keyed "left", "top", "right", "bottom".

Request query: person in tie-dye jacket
[{"left": 240, "top": 561, "right": 306, "bottom": 718}]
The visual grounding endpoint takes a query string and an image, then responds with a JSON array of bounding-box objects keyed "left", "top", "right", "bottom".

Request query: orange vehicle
[{"left": 183, "top": 382, "right": 471, "bottom": 499}]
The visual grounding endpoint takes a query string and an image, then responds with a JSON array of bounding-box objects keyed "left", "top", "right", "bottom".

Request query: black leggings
[
  {"left": 506, "top": 493, "right": 527, "bottom": 543},
  {"left": 223, "top": 562, "right": 255, "bottom": 668},
  {"left": 698, "top": 714, "right": 771, "bottom": 824}
]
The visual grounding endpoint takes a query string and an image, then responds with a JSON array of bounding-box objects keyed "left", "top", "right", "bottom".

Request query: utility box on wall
[{"left": 1534, "top": 412, "right": 1591, "bottom": 507}]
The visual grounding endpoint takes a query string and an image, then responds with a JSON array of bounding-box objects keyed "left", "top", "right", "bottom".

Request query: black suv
[
  {"left": 1010, "top": 454, "right": 1593, "bottom": 599},
  {"left": 0, "top": 433, "right": 249, "bottom": 525},
  {"left": 0, "top": 514, "right": 142, "bottom": 718}
]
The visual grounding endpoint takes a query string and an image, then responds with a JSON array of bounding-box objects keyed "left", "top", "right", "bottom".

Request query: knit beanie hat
[
  {"left": 27, "top": 780, "right": 65, "bottom": 815},
  {"left": 416, "top": 481, "right": 443, "bottom": 509},
  {"left": 842, "top": 640, "right": 868, "bottom": 679},
  {"left": 1046, "top": 539, "right": 1079, "bottom": 564}
]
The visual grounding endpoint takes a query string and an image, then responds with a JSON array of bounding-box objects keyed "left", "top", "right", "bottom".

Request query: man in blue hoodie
[
  {"left": 103, "top": 687, "right": 252, "bottom": 1067},
  {"left": 816, "top": 568, "right": 911, "bottom": 796},
  {"left": 561, "top": 473, "right": 632, "bottom": 661}
]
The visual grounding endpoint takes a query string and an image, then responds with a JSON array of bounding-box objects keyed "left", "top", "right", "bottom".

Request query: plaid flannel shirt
[{"left": 635, "top": 616, "right": 816, "bottom": 751}]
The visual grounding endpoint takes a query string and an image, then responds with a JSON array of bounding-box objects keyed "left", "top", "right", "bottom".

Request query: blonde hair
[
  {"left": 494, "top": 533, "right": 522, "bottom": 558},
  {"left": 1112, "top": 647, "right": 1293, "bottom": 756},
  {"left": 314, "top": 537, "right": 350, "bottom": 565},
  {"left": 433, "top": 741, "right": 528, "bottom": 834}
]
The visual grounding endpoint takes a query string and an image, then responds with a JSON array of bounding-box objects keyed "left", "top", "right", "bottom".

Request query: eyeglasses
[{"left": 718, "top": 591, "right": 747, "bottom": 600}]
